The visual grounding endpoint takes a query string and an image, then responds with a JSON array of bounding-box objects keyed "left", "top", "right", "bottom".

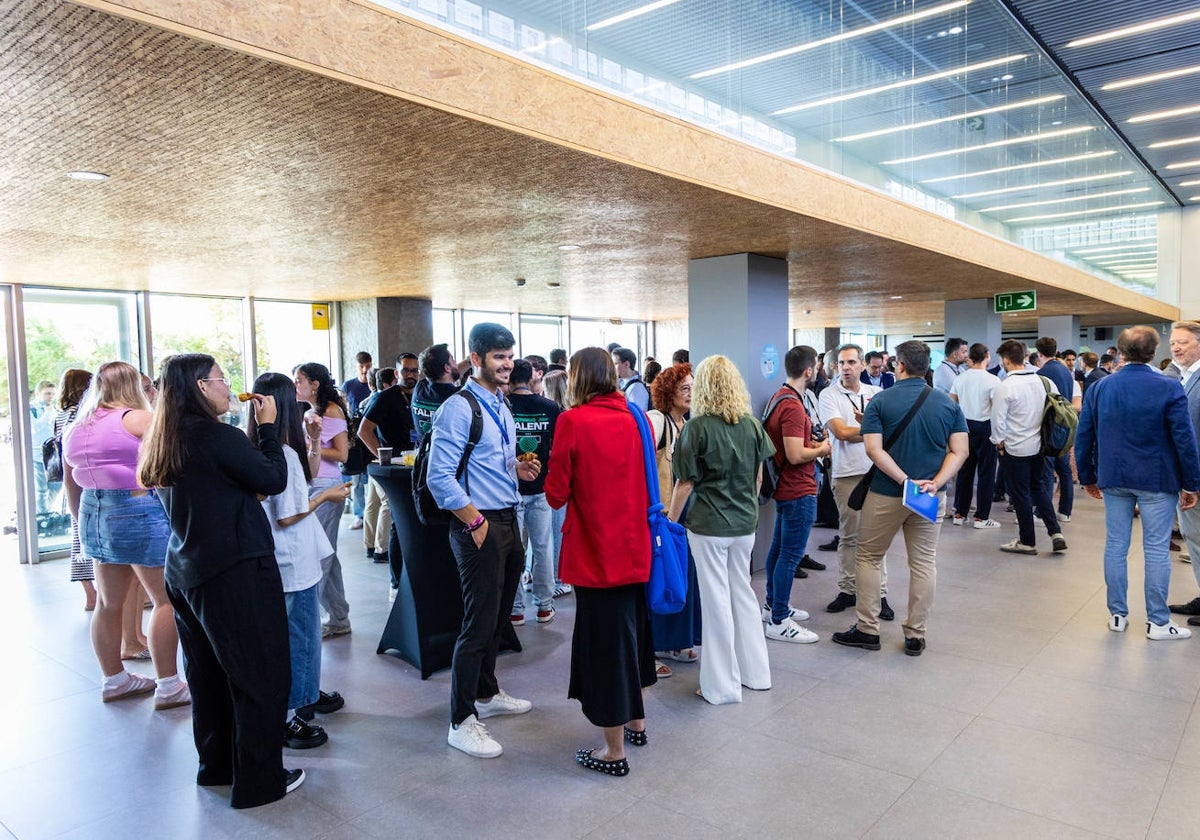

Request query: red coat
[{"left": 544, "top": 391, "right": 651, "bottom": 589}]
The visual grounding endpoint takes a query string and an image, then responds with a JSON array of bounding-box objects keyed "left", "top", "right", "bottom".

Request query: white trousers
[{"left": 688, "top": 531, "right": 771, "bottom": 704}]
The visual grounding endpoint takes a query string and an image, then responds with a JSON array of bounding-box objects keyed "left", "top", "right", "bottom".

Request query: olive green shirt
[{"left": 673, "top": 414, "right": 775, "bottom": 537}]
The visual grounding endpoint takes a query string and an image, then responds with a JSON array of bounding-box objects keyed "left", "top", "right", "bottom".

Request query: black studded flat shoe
[
  {"left": 575, "top": 748, "right": 629, "bottom": 776},
  {"left": 623, "top": 727, "right": 647, "bottom": 747}
]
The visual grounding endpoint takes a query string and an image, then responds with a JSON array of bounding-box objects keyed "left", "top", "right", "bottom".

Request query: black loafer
[
  {"left": 576, "top": 748, "right": 629, "bottom": 776},
  {"left": 373, "top": 551, "right": 390, "bottom": 565},
  {"left": 623, "top": 727, "right": 647, "bottom": 747},
  {"left": 799, "top": 555, "right": 826, "bottom": 571},
  {"left": 879, "top": 597, "right": 895, "bottom": 622},
  {"left": 818, "top": 536, "right": 840, "bottom": 552},
  {"left": 832, "top": 625, "right": 881, "bottom": 650},
  {"left": 826, "top": 592, "right": 856, "bottom": 613},
  {"left": 296, "top": 690, "right": 345, "bottom": 720},
  {"left": 1173, "top": 597, "right": 1200, "bottom": 616},
  {"left": 904, "top": 637, "right": 926, "bottom": 657},
  {"left": 285, "top": 716, "right": 328, "bottom": 749}
]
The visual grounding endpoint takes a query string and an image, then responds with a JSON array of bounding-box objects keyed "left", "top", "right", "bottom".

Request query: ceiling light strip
[
  {"left": 834, "top": 95, "right": 1063, "bottom": 143},
  {"left": 882, "top": 125, "right": 1091, "bottom": 165},
  {"left": 774, "top": 54, "right": 1026, "bottom": 115},
  {"left": 1166, "top": 158, "right": 1200, "bottom": 170},
  {"left": 1069, "top": 241, "right": 1156, "bottom": 254},
  {"left": 1102, "top": 63, "right": 1200, "bottom": 91},
  {"left": 921, "top": 151, "right": 1117, "bottom": 184},
  {"left": 691, "top": 0, "right": 970, "bottom": 79},
  {"left": 1149, "top": 135, "right": 1200, "bottom": 149},
  {"left": 980, "top": 187, "right": 1149, "bottom": 213},
  {"left": 1067, "top": 10, "right": 1200, "bottom": 48},
  {"left": 1129, "top": 104, "right": 1200, "bottom": 123},
  {"left": 1180, "top": 179, "right": 1200, "bottom": 186},
  {"left": 1006, "top": 201, "right": 1165, "bottom": 223},
  {"left": 953, "top": 170, "right": 1132, "bottom": 199},
  {"left": 586, "top": 0, "right": 684, "bottom": 31}
]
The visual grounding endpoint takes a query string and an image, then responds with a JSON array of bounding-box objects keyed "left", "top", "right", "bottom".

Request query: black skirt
[{"left": 569, "top": 583, "right": 658, "bottom": 728}]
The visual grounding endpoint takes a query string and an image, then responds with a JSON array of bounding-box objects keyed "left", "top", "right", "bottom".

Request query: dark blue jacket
[
  {"left": 860, "top": 370, "right": 895, "bottom": 390},
  {"left": 1075, "top": 363, "right": 1200, "bottom": 493}
]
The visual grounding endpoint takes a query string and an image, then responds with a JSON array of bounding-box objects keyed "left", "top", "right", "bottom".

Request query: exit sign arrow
[{"left": 994, "top": 290, "right": 1037, "bottom": 313}]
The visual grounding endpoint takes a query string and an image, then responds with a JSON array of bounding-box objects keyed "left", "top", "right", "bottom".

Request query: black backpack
[
  {"left": 341, "top": 404, "right": 375, "bottom": 476},
  {"left": 411, "top": 389, "right": 483, "bottom": 526},
  {"left": 758, "top": 391, "right": 802, "bottom": 504}
]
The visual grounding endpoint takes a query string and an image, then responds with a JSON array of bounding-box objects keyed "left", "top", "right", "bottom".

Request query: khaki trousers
[
  {"left": 832, "top": 475, "right": 888, "bottom": 596},
  {"left": 854, "top": 490, "right": 940, "bottom": 639},
  {"left": 362, "top": 477, "right": 392, "bottom": 555}
]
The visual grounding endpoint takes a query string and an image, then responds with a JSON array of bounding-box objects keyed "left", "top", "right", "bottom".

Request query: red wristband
[{"left": 465, "top": 513, "right": 486, "bottom": 532}]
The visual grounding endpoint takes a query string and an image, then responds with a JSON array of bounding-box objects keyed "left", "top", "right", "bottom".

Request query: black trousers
[
  {"left": 167, "top": 556, "right": 291, "bottom": 809},
  {"left": 448, "top": 509, "right": 524, "bottom": 725},
  {"left": 954, "top": 419, "right": 997, "bottom": 520},
  {"left": 1002, "top": 453, "right": 1060, "bottom": 548}
]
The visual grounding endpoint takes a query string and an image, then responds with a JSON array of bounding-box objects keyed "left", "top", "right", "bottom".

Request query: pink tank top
[
  {"left": 62, "top": 407, "right": 143, "bottom": 490},
  {"left": 316, "top": 414, "right": 347, "bottom": 480}
]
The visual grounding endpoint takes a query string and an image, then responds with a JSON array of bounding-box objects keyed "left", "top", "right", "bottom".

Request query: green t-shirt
[{"left": 673, "top": 414, "right": 775, "bottom": 537}]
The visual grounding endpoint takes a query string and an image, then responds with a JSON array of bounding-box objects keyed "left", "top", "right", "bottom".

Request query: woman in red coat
[{"left": 545, "top": 347, "right": 654, "bottom": 777}]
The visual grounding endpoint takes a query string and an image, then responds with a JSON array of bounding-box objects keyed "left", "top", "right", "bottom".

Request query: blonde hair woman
[{"left": 666, "top": 356, "right": 775, "bottom": 705}]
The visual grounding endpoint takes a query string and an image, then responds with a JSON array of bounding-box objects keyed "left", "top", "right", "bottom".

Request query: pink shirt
[
  {"left": 62, "top": 407, "right": 143, "bottom": 490},
  {"left": 315, "top": 414, "right": 347, "bottom": 481}
]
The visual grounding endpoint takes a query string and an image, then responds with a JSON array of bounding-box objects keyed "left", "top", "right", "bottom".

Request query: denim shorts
[{"left": 80, "top": 488, "right": 170, "bottom": 567}]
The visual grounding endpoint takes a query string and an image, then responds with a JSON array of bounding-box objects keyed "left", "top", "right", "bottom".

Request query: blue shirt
[
  {"left": 427, "top": 379, "right": 520, "bottom": 512},
  {"left": 860, "top": 377, "right": 967, "bottom": 497},
  {"left": 342, "top": 378, "right": 371, "bottom": 415}
]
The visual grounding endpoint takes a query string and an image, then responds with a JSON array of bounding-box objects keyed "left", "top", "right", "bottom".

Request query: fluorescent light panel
[
  {"left": 882, "top": 125, "right": 1091, "bottom": 165},
  {"left": 586, "top": 0, "right": 684, "bottom": 30},
  {"left": 774, "top": 54, "right": 1026, "bottom": 115},
  {"left": 1090, "top": 252, "right": 1158, "bottom": 261},
  {"left": 1069, "top": 241, "right": 1156, "bottom": 254},
  {"left": 691, "top": 1, "right": 970, "bottom": 79},
  {"left": 834, "top": 94, "right": 1063, "bottom": 142},
  {"left": 1181, "top": 179, "right": 1200, "bottom": 186},
  {"left": 1006, "top": 201, "right": 1164, "bottom": 223},
  {"left": 1102, "top": 63, "right": 1200, "bottom": 91},
  {"left": 1067, "top": 10, "right": 1200, "bottom": 48},
  {"left": 1129, "top": 104, "right": 1200, "bottom": 123},
  {"left": 954, "top": 171, "right": 1131, "bottom": 199},
  {"left": 1149, "top": 135, "right": 1200, "bottom": 149},
  {"left": 1167, "top": 158, "right": 1200, "bottom": 169},
  {"left": 980, "top": 187, "right": 1149, "bottom": 213},
  {"left": 921, "top": 151, "right": 1116, "bottom": 184}
]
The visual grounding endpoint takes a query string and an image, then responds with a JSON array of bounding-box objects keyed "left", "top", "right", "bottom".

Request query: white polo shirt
[
  {"left": 950, "top": 367, "right": 1001, "bottom": 422},
  {"left": 818, "top": 379, "right": 881, "bottom": 478}
]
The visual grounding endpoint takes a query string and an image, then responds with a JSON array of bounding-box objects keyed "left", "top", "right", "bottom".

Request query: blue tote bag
[{"left": 628, "top": 402, "right": 688, "bottom": 614}]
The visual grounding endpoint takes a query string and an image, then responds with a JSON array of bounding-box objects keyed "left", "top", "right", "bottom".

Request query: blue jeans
[
  {"left": 283, "top": 584, "right": 321, "bottom": 712},
  {"left": 1043, "top": 453, "right": 1073, "bottom": 517},
  {"left": 513, "top": 493, "right": 555, "bottom": 612},
  {"left": 764, "top": 494, "right": 817, "bottom": 623},
  {"left": 1102, "top": 488, "right": 1175, "bottom": 626},
  {"left": 551, "top": 502, "right": 567, "bottom": 584}
]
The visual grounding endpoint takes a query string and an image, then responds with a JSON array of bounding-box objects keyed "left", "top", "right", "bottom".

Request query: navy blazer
[
  {"left": 1075, "top": 363, "right": 1200, "bottom": 493},
  {"left": 860, "top": 370, "right": 895, "bottom": 390}
]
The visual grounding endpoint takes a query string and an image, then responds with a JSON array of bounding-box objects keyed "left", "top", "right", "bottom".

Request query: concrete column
[
  {"left": 1179, "top": 207, "right": 1200, "bottom": 320},
  {"left": 944, "top": 299, "right": 1001, "bottom": 354},
  {"left": 340, "top": 297, "right": 433, "bottom": 374},
  {"left": 1037, "top": 315, "right": 1081, "bottom": 356},
  {"left": 688, "top": 253, "right": 789, "bottom": 571}
]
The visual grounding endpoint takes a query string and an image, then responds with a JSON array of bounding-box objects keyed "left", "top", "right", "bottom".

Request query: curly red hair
[{"left": 650, "top": 362, "right": 692, "bottom": 413}]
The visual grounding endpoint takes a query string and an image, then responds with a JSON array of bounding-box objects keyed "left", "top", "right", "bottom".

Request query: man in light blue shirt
[
  {"left": 428, "top": 322, "right": 541, "bottom": 759},
  {"left": 932, "top": 338, "right": 967, "bottom": 393},
  {"left": 612, "top": 347, "right": 650, "bottom": 410}
]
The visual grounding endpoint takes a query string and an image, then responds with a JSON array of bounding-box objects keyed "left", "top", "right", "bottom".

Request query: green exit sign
[{"left": 994, "top": 290, "right": 1037, "bottom": 313}]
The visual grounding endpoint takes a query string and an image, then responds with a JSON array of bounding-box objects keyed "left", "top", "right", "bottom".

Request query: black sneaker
[
  {"left": 792, "top": 566, "right": 808, "bottom": 579},
  {"left": 285, "top": 768, "right": 306, "bottom": 794},
  {"left": 366, "top": 547, "right": 375, "bottom": 559},
  {"left": 904, "top": 637, "right": 926, "bottom": 657},
  {"left": 818, "top": 535, "right": 840, "bottom": 552},
  {"left": 832, "top": 625, "right": 881, "bottom": 650},
  {"left": 799, "top": 555, "right": 826, "bottom": 571},
  {"left": 1170, "top": 596, "right": 1200, "bottom": 616},
  {"left": 826, "top": 592, "right": 856, "bottom": 613},
  {"left": 879, "top": 597, "right": 895, "bottom": 622},
  {"left": 296, "top": 690, "right": 345, "bottom": 721},
  {"left": 285, "top": 716, "right": 328, "bottom": 749},
  {"left": 373, "top": 551, "right": 390, "bottom": 565}
]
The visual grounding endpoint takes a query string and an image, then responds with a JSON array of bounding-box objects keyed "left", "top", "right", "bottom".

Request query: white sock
[
  {"left": 101, "top": 671, "right": 131, "bottom": 690},
  {"left": 155, "top": 674, "right": 181, "bottom": 694},
  {"left": 287, "top": 708, "right": 296, "bottom": 723}
]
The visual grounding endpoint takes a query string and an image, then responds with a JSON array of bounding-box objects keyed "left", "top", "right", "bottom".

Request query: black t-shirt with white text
[{"left": 508, "top": 390, "right": 559, "bottom": 496}]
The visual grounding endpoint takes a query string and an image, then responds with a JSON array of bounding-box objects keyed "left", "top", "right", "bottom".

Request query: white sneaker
[
  {"left": 475, "top": 689, "right": 532, "bottom": 719},
  {"left": 349, "top": 518, "right": 364, "bottom": 531},
  {"left": 952, "top": 514, "right": 966, "bottom": 526},
  {"left": 153, "top": 681, "right": 191, "bottom": 710},
  {"left": 1147, "top": 620, "right": 1192, "bottom": 641},
  {"left": 764, "top": 617, "right": 819, "bottom": 644},
  {"left": 1109, "top": 614, "right": 1127, "bottom": 633},
  {"left": 973, "top": 518, "right": 1001, "bottom": 529},
  {"left": 1058, "top": 514, "right": 1071, "bottom": 523},
  {"left": 448, "top": 714, "right": 503, "bottom": 758},
  {"left": 761, "top": 604, "right": 810, "bottom": 623},
  {"left": 999, "top": 538, "right": 1037, "bottom": 555},
  {"left": 388, "top": 587, "right": 398, "bottom": 603}
]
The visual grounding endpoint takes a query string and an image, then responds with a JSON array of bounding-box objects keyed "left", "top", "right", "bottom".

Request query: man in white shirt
[
  {"left": 949, "top": 343, "right": 1001, "bottom": 529},
  {"left": 933, "top": 338, "right": 968, "bottom": 393},
  {"left": 817, "top": 344, "right": 892, "bottom": 620},
  {"left": 612, "top": 347, "right": 650, "bottom": 411},
  {"left": 991, "top": 339, "right": 1066, "bottom": 555},
  {"left": 1168, "top": 321, "right": 1200, "bottom": 620}
]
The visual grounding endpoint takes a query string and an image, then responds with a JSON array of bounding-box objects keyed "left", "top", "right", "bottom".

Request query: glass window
[
  {"left": 518, "top": 314, "right": 564, "bottom": 358},
  {"left": 150, "top": 295, "right": 248, "bottom": 393},
  {"left": 432, "top": 308, "right": 459, "bottom": 359},
  {"left": 569, "top": 319, "right": 645, "bottom": 363},
  {"left": 255, "top": 300, "right": 334, "bottom": 378},
  {"left": 461, "top": 311, "right": 515, "bottom": 357}
]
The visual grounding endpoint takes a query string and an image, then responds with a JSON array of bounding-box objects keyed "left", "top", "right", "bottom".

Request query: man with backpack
[
  {"left": 990, "top": 340, "right": 1067, "bottom": 556},
  {"left": 613, "top": 347, "right": 650, "bottom": 411},
  {"left": 761, "top": 346, "right": 831, "bottom": 644}
]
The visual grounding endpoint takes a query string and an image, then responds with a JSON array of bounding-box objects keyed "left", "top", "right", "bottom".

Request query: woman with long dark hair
[
  {"left": 247, "top": 372, "right": 349, "bottom": 749},
  {"left": 139, "top": 353, "right": 301, "bottom": 808},
  {"left": 55, "top": 367, "right": 94, "bottom": 609},
  {"left": 293, "top": 362, "right": 352, "bottom": 638},
  {"left": 545, "top": 347, "right": 654, "bottom": 777}
]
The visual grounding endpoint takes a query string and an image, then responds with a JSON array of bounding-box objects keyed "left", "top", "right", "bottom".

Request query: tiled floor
[{"left": 3, "top": 494, "right": 1200, "bottom": 839}]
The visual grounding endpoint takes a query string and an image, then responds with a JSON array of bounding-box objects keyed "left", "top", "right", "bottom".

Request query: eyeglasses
[{"left": 200, "top": 377, "right": 230, "bottom": 387}]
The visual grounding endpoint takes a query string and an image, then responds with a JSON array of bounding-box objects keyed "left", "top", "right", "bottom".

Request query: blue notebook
[{"left": 902, "top": 479, "right": 939, "bottom": 524}]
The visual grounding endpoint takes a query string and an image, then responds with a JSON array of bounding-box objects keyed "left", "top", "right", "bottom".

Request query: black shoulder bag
[{"left": 847, "top": 386, "right": 931, "bottom": 511}]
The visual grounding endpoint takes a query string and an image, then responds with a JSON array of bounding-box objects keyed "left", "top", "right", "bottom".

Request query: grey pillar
[
  {"left": 340, "top": 297, "right": 433, "bottom": 373},
  {"left": 1037, "top": 315, "right": 1082, "bottom": 356},
  {"left": 945, "top": 299, "right": 1001, "bottom": 355},
  {"left": 688, "top": 253, "right": 790, "bottom": 571}
]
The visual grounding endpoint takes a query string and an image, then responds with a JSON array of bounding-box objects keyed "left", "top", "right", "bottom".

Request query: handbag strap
[{"left": 627, "top": 402, "right": 664, "bottom": 511}]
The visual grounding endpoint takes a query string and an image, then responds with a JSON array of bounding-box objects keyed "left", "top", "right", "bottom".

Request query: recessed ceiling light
[
  {"left": 1166, "top": 158, "right": 1200, "bottom": 170},
  {"left": 953, "top": 171, "right": 1132, "bottom": 199},
  {"left": 980, "top": 187, "right": 1150, "bottom": 213},
  {"left": 1051, "top": 120, "right": 1063, "bottom": 125},
  {"left": 882, "top": 126, "right": 1091, "bottom": 165},
  {"left": 557, "top": 244, "right": 581, "bottom": 251},
  {"left": 1180, "top": 179, "right": 1200, "bottom": 186},
  {"left": 921, "top": 151, "right": 1116, "bottom": 184},
  {"left": 949, "top": 26, "right": 964, "bottom": 34},
  {"left": 1128, "top": 104, "right": 1200, "bottom": 123},
  {"left": 586, "top": 0, "right": 684, "bottom": 30},
  {"left": 834, "top": 94, "right": 1063, "bottom": 143},
  {"left": 774, "top": 54, "right": 1026, "bottom": 115},
  {"left": 1102, "top": 62, "right": 1200, "bottom": 91},
  {"left": 926, "top": 321, "right": 934, "bottom": 326},
  {"left": 1067, "top": 10, "right": 1200, "bottom": 48},
  {"left": 67, "top": 171, "right": 108, "bottom": 181},
  {"left": 1191, "top": 195, "right": 1200, "bottom": 201},
  {"left": 890, "top": 295, "right": 903, "bottom": 299},
  {"left": 691, "top": 1, "right": 970, "bottom": 79},
  {"left": 1069, "top": 241, "right": 1156, "bottom": 254},
  {"left": 1149, "top": 135, "right": 1200, "bottom": 149},
  {"left": 1001, "top": 73, "right": 1014, "bottom": 81},
  {"left": 1005, "top": 200, "right": 1165, "bottom": 223}
]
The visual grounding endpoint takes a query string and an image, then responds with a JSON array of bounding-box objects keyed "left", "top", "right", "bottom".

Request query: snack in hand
[
  {"left": 237, "top": 393, "right": 255, "bottom": 402},
  {"left": 517, "top": 452, "right": 538, "bottom": 463}
]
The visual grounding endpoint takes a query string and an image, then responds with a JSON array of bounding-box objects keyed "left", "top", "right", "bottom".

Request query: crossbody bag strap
[
  {"left": 628, "top": 402, "right": 663, "bottom": 509},
  {"left": 881, "top": 386, "right": 931, "bottom": 452}
]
